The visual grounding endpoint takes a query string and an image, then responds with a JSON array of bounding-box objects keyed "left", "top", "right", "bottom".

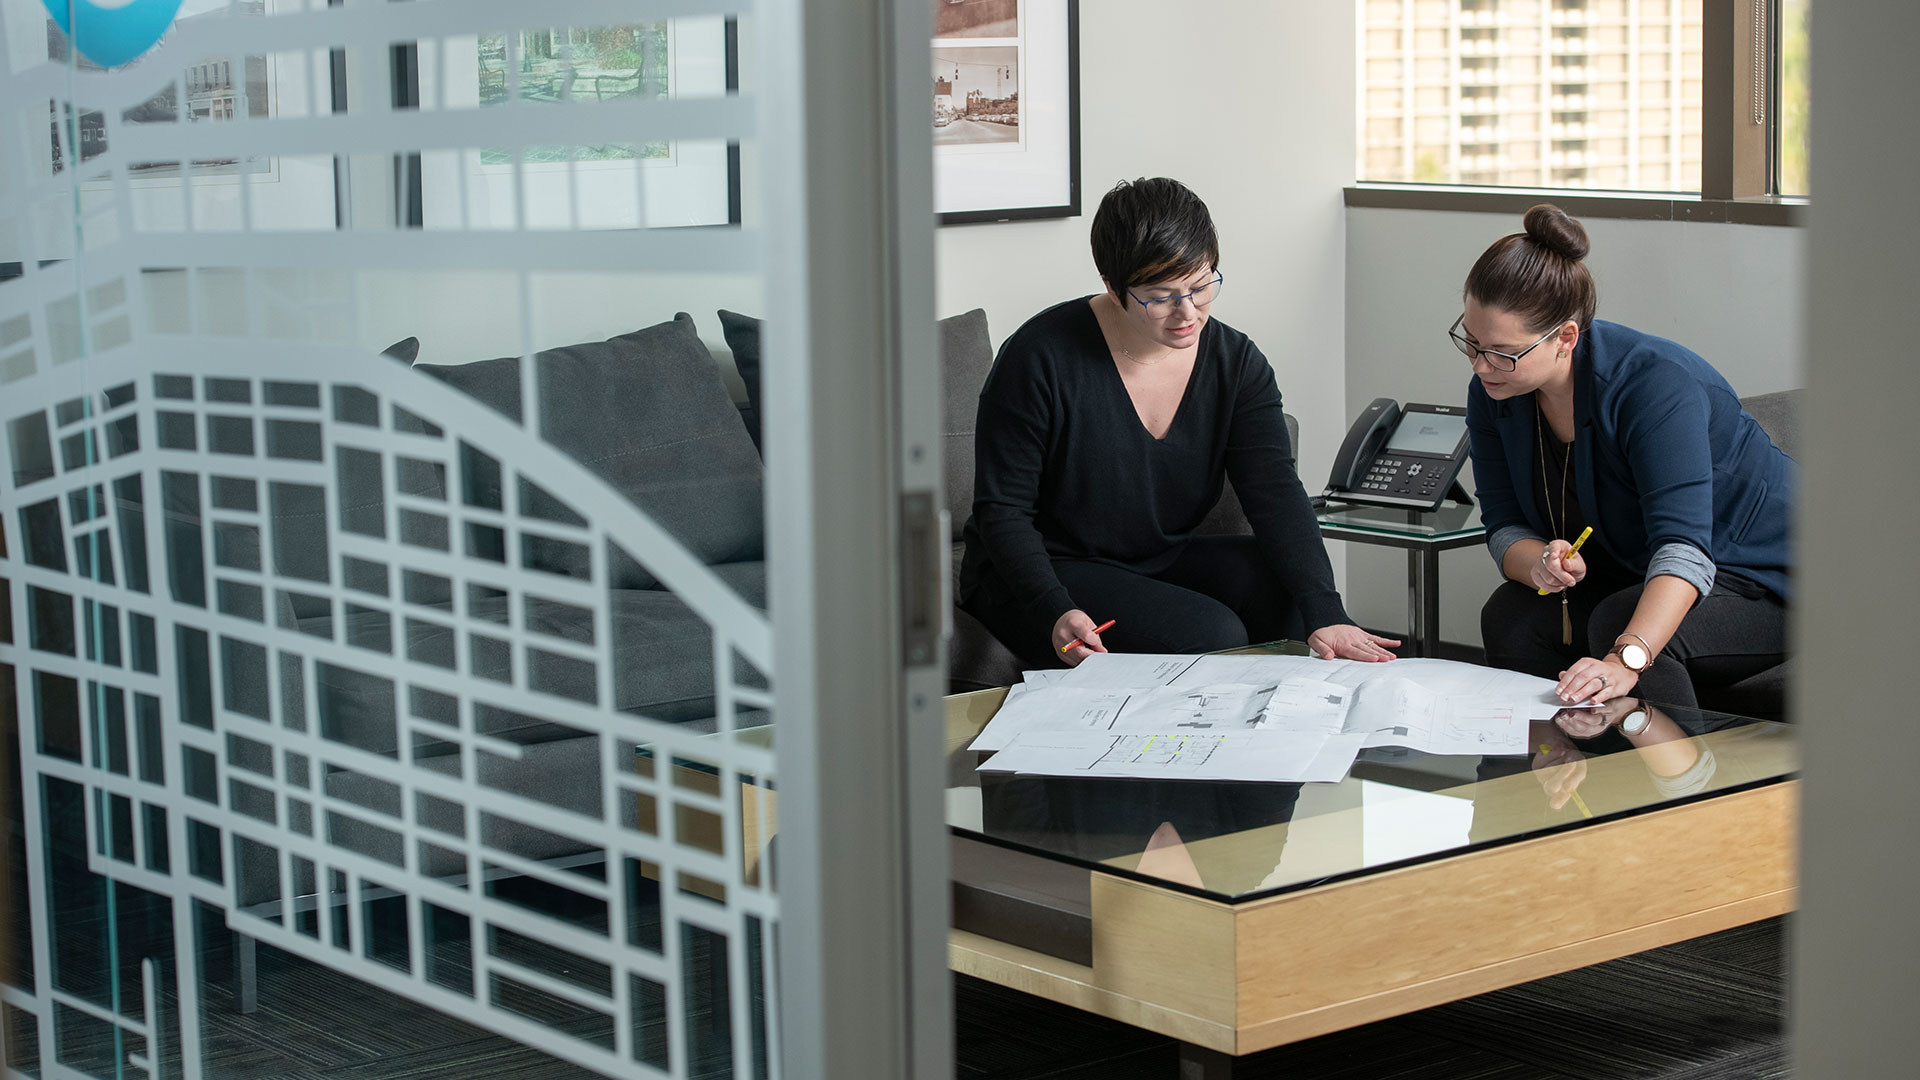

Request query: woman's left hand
[
  {"left": 1308, "top": 625, "right": 1400, "bottom": 662},
  {"left": 1556, "top": 654, "right": 1637, "bottom": 704}
]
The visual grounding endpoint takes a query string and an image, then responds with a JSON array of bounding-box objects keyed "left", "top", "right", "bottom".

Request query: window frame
[{"left": 1347, "top": 0, "right": 1806, "bottom": 226}]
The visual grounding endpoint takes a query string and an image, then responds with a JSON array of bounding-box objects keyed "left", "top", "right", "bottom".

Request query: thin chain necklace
[
  {"left": 1118, "top": 344, "right": 1162, "bottom": 367},
  {"left": 1537, "top": 394, "right": 1575, "bottom": 645}
]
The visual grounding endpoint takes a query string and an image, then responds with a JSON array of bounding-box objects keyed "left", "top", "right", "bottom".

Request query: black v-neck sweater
[{"left": 958, "top": 297, "right": 1349, "bottom": 633}]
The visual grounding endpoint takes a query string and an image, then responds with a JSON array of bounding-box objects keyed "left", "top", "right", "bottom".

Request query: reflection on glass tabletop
[{"left": 945, "top": 642, "right": 1795, "bottom": 903}]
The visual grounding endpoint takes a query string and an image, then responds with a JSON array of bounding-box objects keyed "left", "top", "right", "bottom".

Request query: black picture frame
[
  {"left": 399, "top": 18, "right": 743, "bottom": 231},
  {"left": 937, "top": 0, "right": 1081, "bottom": 226}
]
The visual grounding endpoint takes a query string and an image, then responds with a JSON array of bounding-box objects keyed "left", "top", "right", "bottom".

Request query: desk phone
[{"left": 1323, "top": 398, "right": 1473, "bottom": 511}]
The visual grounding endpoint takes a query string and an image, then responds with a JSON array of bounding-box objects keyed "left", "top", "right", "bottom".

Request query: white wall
[
  {"left": 1343, "top": 208, "right": 1805, "bottom": 646},
  {"left": 935, "top": 1, "right": 1358, "bottom": 502}
]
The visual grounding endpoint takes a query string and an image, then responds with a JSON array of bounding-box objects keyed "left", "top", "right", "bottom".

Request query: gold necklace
[{"left": 1537, "top": 396, "right": 1575, "bottom": 645}]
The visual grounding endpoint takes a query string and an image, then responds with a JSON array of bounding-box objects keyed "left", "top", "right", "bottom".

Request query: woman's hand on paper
[
  {"left": 1308, "top": 625, "right": 1400, "bottom": 663},
  {"left": 1557, "top": 654, "right": 1636, "bottom": 704}
]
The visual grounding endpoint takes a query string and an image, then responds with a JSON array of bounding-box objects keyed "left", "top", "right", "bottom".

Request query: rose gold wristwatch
[{"left": 1612, "top": 632, "right": 1655, "bottom": 673}]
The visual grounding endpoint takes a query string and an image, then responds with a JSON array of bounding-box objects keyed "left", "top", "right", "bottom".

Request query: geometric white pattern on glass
[
  {"left": 2, "top": 343, "right": 777, "bottom": 1077},
  {"left": 1, "top": 1, "right": 779, "bottom": 1075}
]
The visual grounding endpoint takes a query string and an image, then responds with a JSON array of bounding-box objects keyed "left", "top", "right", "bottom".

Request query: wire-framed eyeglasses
[
  {"left": 1448, "top": 313, "right": 1560, "bottom": 372},
  {"left": 1128, "top": 273, "right": 1225, "bottom": 320}
]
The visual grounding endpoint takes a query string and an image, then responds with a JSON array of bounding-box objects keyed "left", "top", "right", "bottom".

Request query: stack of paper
[{"left": 973, "top": 653, "right": 1585, "bottom": 782}]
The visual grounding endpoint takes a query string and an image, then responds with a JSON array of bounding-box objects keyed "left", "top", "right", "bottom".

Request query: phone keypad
[{"left": 1357, "top": 457, "right": 1449, "bottom": 500}]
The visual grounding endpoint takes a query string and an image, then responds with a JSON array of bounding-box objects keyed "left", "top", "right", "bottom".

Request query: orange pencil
[{"left": 1061, "top": 619, "right": 1117, "bottom": 653}]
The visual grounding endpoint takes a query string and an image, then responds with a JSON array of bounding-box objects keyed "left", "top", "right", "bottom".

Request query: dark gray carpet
[
  {"left": 956, "top": 916, "right": 1789, "bottom": 1080},
  {"left": 24, "top": 914, "right": 1786, "bottom": 1078}
]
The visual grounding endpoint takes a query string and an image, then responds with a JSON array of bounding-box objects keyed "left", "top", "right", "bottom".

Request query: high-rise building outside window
[{"left": 1360, "top": 0, "right": 1706, "bottom": 192}]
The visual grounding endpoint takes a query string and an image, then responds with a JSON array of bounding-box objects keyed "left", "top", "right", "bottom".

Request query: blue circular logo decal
[{"left": 43, "top": 0, "right": 186, "bottom": 68}]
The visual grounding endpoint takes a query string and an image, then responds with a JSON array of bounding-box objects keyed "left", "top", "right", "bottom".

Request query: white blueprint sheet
[
  {"left": 1008, "top": 653, "right": 1580, "bottom": 758},
  {"left": 1179, "top": 655, "right": 1564, "bottom": 754},
  {"left": 970, "top": 683, "right": 1281, "bottom": 752},
  {"left": 976, "top": 730, "right": 1370, "bottom": 784}
]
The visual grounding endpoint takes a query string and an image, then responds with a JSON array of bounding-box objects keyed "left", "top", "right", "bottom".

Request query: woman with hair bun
[{"left": 1458, "top": 204, "right": 1794, "bottom": 711}]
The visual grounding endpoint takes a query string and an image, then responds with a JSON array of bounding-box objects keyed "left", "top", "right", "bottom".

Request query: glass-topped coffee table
[{"left": 944, "top": 642, "right": 1797, "bottom": 1077}]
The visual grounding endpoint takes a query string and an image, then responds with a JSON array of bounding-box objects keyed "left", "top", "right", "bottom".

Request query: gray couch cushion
[
  {"left": 414, "top": 314, "right": 765, "bottom": 586},
  {"left": 301, "top": 573, "right": 769, "bottom": 752},
  {"left": 1741, "top": 389, "right": 1801, "bottom": 459},
  {"left": 381, "top": 336, "right": 420, "bottom": 364},
  {"left": 940, "top": 309, "right": 994, "bottom": 540},
  {"left": 718, "top": 306, "right": 994, "bottom": 543},
  {"left": 717, "top": 309, "right": 763, "bottom": 451},
  {"left": 610, "top": 564, "right": 769, "bottom": 729},
  {"left": 935, "top": 309, "right": 1022, "bottom": 689}
]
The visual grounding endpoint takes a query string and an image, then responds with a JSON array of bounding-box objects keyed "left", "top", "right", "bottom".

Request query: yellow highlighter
[{"left": 1537, "top": 525, "right": 1595, "bottom": 595}]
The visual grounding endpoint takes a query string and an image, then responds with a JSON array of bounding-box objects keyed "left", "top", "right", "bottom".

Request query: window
[
  {"left": 1358, "top": 0, "right": 1808, "bottom": 199},
  {"left": 1776, "top": 0, "right": 1809, "bottom": 196}
]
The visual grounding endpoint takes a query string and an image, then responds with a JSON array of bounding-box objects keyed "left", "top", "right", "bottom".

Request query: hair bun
[{"left": 1523, "top": 203, "right": 1590, "bottom": 261}]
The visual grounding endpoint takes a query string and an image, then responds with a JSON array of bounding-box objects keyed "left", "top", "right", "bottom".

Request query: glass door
[{"left": 0, "top": 1, "right": 946, "bottom": 1076}]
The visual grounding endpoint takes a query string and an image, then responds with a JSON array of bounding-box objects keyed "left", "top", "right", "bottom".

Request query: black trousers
[
  {"left": 962, "top": 536, "right": 1304, "bottom": 669},
  {"left": 1480, "top": 575, "right": 1788, "bottom": 710}
]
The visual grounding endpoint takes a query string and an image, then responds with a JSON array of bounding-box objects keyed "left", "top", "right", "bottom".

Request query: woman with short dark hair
[
  {"left": 959, "top": 177, "right": 1393, "bottom": 667},
  {"left": 1460, "top": 204, "right": 1794, "bottom": 709}
]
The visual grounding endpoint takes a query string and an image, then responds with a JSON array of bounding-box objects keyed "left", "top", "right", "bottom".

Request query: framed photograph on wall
[
  {"left": 934, "top": 0, "right": 1080, "bottom": 225},
  {"left": 52, "top": 0, "right": 336, "bottom": 233},
  {"left": 417, "top": 17, "right": 740, "bottom": 231}
]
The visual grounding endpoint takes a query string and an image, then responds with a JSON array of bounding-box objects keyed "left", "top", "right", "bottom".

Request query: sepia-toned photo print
[
  {"left": 935, "top": 0, "right": 1019, "bottom": 40},
  {"left": 933, "top": 46, "right": 1020, "bottom": 148},
  {"left": 933, "top": 0, "right": 1075, "bottom": 222}
]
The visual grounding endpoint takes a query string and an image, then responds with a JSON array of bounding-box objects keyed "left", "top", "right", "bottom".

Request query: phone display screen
[{"left": 1384, "top": 412, "right": 1467, "bottom": 456}]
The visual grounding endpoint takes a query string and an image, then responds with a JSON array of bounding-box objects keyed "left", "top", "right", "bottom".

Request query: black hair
[
  {"left": 1089, "top": 178, "right": 1220, "bottom": 308},
  {"left": 1463, "top": 203, "right": 1598, "bottom": 332}
]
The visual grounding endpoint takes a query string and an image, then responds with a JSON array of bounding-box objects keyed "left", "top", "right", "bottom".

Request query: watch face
[
  {"left": 1621, "top": 710, "right": 1650, "bottom": 735},
  {"left": 1620, "top": 643, "right": 1649, "bottom": 671}
]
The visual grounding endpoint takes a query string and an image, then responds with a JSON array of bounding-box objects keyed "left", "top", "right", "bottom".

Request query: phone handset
[{"left": 1326, "top": 397, "right": 1402, "bottom": 494}]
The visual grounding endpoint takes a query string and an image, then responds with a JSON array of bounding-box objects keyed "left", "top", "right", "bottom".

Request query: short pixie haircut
[{"left": 1089, "top": 178, "right": 1219, "bottom": 308}]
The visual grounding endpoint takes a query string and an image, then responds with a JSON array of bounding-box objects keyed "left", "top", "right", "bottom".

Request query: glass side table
[{"left": 1315, "top": 499, "right": 1485, "bottom": 657}]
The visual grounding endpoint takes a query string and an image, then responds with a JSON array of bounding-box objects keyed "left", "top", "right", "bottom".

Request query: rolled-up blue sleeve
[
  {"left": 1646, "top": 541, "right": 1715, "bottom": 597},
  {"left": 1487, "top": 523, "right": 1543, "bottom": 569}
]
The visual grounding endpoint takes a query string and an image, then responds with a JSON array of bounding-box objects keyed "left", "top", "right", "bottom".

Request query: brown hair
[{"left": 1463, "top": 204, "right": 1597, "bottom": 333}]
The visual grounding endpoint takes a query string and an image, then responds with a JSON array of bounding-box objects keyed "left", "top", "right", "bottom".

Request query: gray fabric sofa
[{"left": 241, "top": 314, "right": 770, "bottom": 904}]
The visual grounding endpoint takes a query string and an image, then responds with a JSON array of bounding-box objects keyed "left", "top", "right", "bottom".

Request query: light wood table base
[{"left": 950, "top": 780, "right": 1797, "bottom": 1064}]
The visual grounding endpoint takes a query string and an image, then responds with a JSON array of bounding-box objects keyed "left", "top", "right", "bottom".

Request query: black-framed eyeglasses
[
  {"left": 1448, "top": 313, "right": 1560, "bottom": 372},
  {"left": 1128, "top": 273, "right": 1225, "bottom": 320}
]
